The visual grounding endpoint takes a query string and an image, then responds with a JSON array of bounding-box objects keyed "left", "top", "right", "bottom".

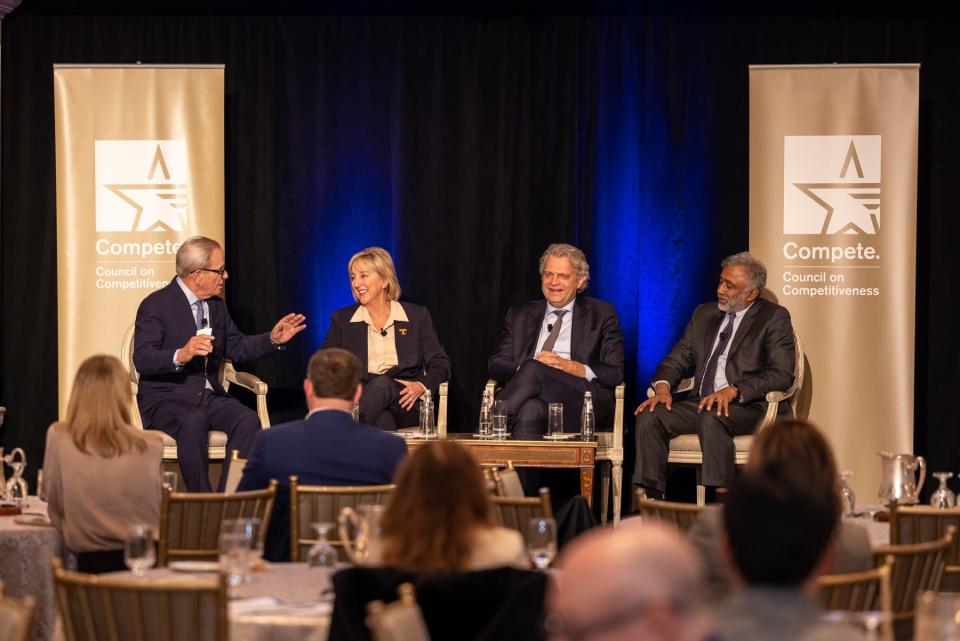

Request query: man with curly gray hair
[
  {"left": 633, "top": 252, "right": 796, "bottom": 502},
  {"left": 488, "top": 243, "right": 624, "bottom": 437}
]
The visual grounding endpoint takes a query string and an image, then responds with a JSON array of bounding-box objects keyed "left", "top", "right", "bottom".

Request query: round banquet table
[
  {"left": 101, "top": 562, "right": 335, "bottom": 641},
  {"left": 0, "top": 498, "right": 62, "bottom": 641}
]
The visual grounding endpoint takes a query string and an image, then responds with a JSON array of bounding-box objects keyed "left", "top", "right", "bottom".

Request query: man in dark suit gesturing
[
  {"left": 633, "top": 252, "right": 795, "bottom": 499},
  {"left": 237, "top": 348, "right": 407, "bottom": 561},
  {"left": 488, "top": 243, "right": 624, "bottom": 437},
  {"left": 133, "top": 236, "right": 306, "bottom": 492}
]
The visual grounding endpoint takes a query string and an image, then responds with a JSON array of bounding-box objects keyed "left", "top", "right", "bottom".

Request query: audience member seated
[
  {"left": 237, "top": 347, "right": 407, "bottom": 562},
  {"left": 367, "top": 440, "right": 527, "bottom": 572},
  {"left": 547, "top": 520, "right": 716, "bottom": 641},
  {"left": 713, "top": 463, "right": 867, "bottom": 641},
  {"left": 42, "top": 355, "right": 164, "bottom": 574},
  {"left": 687, "top": 418, "right": 872, "bottom": 600},
  {"left": 321, "top": 246, "right": 451, "bottom": 430}
]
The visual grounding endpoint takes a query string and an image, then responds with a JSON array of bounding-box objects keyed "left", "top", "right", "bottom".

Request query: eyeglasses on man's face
[{"left": 194, "top": 266, "right": 228, "bottom": 278}]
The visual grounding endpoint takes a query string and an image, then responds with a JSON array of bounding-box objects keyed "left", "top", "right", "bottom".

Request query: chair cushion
[
  {"left": 160, "top": 430, "right": 228, "bottom": 461},
  {"left": 668, "top": 434, "right": 754, "bottom": 453}
]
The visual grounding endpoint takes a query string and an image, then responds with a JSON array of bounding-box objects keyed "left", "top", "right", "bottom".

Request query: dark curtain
[{"left": 2, "top": 6, "right": 959, "bottom": 498}]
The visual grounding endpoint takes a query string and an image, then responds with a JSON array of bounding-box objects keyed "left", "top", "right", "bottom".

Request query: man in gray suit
[{"left": 633, "top": 252, "right": 795, "bottom": 499}]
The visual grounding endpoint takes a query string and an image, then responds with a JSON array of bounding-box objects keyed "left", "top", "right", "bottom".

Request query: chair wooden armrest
[{"left": 223, "top": 362, "right": 270, "bottom": 428}]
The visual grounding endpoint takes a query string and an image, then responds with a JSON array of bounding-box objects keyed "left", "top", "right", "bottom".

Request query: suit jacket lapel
[
  {"left": 394, "top": 319, "right": 411, "bottom": 368},
  {"left": 350, "top": 315, "right": 368, "bottom": 367},
  {"left": 727, "top": 300, "right": 762, "bottom": 357},
  {"left": 169, "top": 279, "right": 200, "bottom": 338},
  {"left": 524, "top": 303, "right": 548, "bottom": 358},
  {"left": 702, "top": 309, "right": 724, "bottom": 360},
  {"left": 571, "top": 297, "right": 587, "bottom": 363}
]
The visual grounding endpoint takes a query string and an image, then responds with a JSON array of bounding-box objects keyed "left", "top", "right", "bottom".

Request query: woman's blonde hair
[
  {"left": 64, "top": 354, "right": 149, "bottom": 457},
  {"left": 379, "top": 441, "right": 492, "bottom": 573},
  {"left": 347, "top": 247, "right": 401, "bottom": 302}
]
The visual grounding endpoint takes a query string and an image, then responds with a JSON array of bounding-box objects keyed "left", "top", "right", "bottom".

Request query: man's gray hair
[
  {"left": 538, "top": 243, "right": 590, "bottom": 292},
  {"left": 176, "top": 236, "right": 222, "bottom": 277},
  {"left": 721, "top": 251, "right": 767, "bottom": 292}
]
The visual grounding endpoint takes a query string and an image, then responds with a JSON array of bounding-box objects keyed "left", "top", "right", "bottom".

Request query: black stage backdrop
[{"left": 1, "top": 3, "right": 958, "bottom": 500}]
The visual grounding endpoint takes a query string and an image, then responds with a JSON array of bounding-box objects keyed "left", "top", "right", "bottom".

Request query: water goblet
[
  {"left": 840, "top": 471, "right": 857, "bottom": 516},
  {"left": 527, "top": 517, "right": 557, "bottom": 570},
  {"left": 307, "top": 522, "right": 339, "bottom": 568},
  {"left": 930, "top": 472, "right": 956, "bottom": 509}
]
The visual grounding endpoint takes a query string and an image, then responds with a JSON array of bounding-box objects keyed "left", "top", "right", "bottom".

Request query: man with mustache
[{"left": 633, "top": 252, "right": 795, "bottom": 502}]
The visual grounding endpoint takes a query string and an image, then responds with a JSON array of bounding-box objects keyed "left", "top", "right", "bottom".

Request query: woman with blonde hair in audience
[
  {"left": 686, "top": 418, "right": 872, "bottom": 600},
  {"left": 43, "top": 354, "right": 164, "bottom": 573},
  {"left": 369, "top": 440, "right": 527, "bottom": 573}
]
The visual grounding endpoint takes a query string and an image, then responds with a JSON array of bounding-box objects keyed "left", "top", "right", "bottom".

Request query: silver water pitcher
[{"left": 878, "top": 451, "right": 926, "bottom": 504}]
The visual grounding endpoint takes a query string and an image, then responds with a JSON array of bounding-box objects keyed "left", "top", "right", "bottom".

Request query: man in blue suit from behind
[{"left": 238, "top": 347, "right": 408, "bottom": 562}]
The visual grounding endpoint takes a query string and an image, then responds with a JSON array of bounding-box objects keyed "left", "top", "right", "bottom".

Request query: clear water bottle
[
  {"left": 478, "top": 389, "right": 493, "bottom": 437},
  {"left": 419, "top": 390, "right": 436, "bottom": 437},
  {"left": 580, "top": 391, "right": 595, "bottom": 440}
]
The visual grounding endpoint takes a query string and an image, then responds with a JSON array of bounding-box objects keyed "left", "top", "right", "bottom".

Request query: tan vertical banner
[
  {"left": 54, "top": 65, "right": 224, "bottom": 415},
  {"left": 750, "top": 64, "right": 919, "bottom": 500}
]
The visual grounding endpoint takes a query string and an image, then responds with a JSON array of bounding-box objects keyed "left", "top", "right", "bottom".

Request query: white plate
[
  {"left": 169, "top": 560, "right": 220, "bottom": 573},
  {"left": 542, "top": 433, "right": 578, "bottom": 441}
]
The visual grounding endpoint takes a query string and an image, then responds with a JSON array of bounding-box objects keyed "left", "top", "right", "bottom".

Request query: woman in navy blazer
[{"left": 321, "top": 247, "right": 451, "bottom": 429}]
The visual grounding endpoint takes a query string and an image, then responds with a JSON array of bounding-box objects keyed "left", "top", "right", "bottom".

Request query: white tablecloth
[
  {"left": 843, "top": 507, "right": 890, "bottom": 548},
  {"left": 103, "top": 563, "right": 334, "bottom": 641},
  {"left": 0, "top": 499, "right": 61, "bottom": 641}
]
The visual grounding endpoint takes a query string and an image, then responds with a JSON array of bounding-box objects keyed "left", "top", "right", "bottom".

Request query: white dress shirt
[{"left": 533, "top": 299, "right": 597, "bottom": 382}]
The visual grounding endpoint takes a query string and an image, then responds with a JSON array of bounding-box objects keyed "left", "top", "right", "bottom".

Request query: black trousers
[
  {"left": 75, "top": 549, "right": 126, "bottom": 574},
  {"left": 496, "top": 360, "right": 613, "bottom": 438},
  {"left": 632, "top": 399, "right": 766, "bottom": 492},
  {"left": 358, "top": 374, "right": 419, "bottom": 430},
  {"left": 144, "top": 389, "right": 260, "bottom": 493}
]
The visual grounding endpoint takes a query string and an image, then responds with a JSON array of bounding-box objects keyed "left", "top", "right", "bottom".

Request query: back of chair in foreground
[{"left": 52, "top": 558, "right": 228, "bottom": 641}]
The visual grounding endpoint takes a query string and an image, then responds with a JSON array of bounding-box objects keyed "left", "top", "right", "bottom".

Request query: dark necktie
[
  {"left": 540, "top": 310, "right": 568, "bottom": 353},
  {"left": 700, "top": 312, "right": 737, "bottom": 397}
]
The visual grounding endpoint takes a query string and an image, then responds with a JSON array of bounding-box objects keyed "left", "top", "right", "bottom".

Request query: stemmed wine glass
[
  {"left": 307, "top": 522, "right": 338, "bottom": 568},
  {"left": 527, "top": 517, "right": 557, "bottom": 570},
  {"left": 840, "top": 471, "right": 857, "bottom": 517},
  {"left": 930, "top": 472, "right": 956, "bottom": 509}
]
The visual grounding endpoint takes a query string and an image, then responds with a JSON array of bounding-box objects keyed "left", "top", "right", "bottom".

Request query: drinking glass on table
[
  {"left": 219, "top": 519, "right": 257, "bottom": 586},
  {"left": 493, "top": 400, "right": 508, "bottom": 439},
  {"left": 234, "top": 518, "right": 262, "bottom": 580},
  {"left": 161, "top": 471, "right": 178, "bottom": 492},
  {"left": 839, "top": 471, "right": 857, "bottom": 516},
  {"left": 527, "top": 517, "right": 557, "bottom": 570},
  {"left": 307, "top": 522, "right": 338, "bottom": 568},
  {"left": 930, "top": 472, "right": 956, "bottom": 509},
  {"left": 547, "top": 403, "right": 564, "bottom": 438},
  {"left": 124, "top": 525, "right": 156, "bottom": 577}
]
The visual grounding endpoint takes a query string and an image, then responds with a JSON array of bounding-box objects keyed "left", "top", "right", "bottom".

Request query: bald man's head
[{"left": 547, "top": 521, "right": 711, "bottom": 641}]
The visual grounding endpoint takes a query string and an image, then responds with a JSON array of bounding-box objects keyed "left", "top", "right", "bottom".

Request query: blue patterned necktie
[{"left": 700, "top": 312, "right": 737, "bottom": 397}]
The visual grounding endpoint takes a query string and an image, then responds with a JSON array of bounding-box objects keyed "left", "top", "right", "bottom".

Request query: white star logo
[
  {"left": 103, "top": 145, "right": 188, "bottom": 232},
  {"left": 785, "top": 138, "right": 881, "bottom": 235}
]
